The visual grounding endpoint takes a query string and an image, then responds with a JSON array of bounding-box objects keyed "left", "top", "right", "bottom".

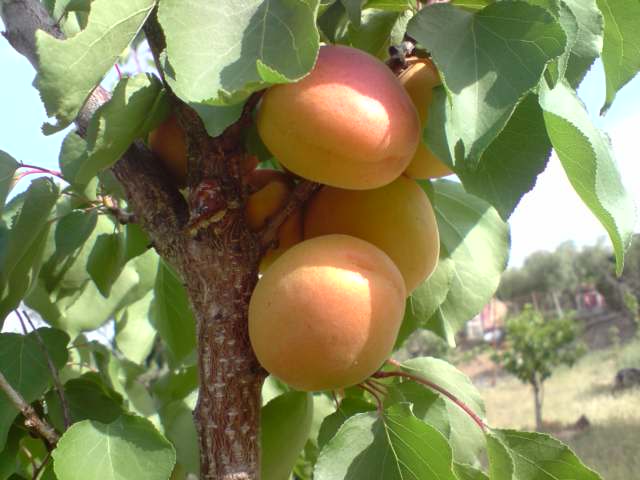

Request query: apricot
[
  {"left": 249, "top": 234, "right": 406, "bottom": 391},
  {"left": 148, "top": 115, "right": 188, "bottom": 185},
  {"left": 304, "top": 176, "right": 439, "bottom": 294},
  {"left": 245, "top": 169, "right": 302, "bottom": 270},
  {"left": 399, "top": 59, "right": 452, "bottom": 179},
  {"left": 149, "top": 115, "right": 259, "bottom": 186},
  {"left": 257, "top": 45, "right": 420, "bottom": 190}
]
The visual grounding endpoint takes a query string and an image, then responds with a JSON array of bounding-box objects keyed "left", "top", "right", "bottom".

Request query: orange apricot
[
  {"left": 399, "top": 59, "right": 452, "bottom": 179},
  {"left": 248, "top": 234, "right": 406, "bottom": 391},
  {"left": 257, "top": 45, "right": 420, "bottom": 190},
  {"left": 245, "top": 169, "right": 302, "bottom": 270},
  {"left": 148, "top": 115, "right": 188, "bottom": 185},
  {"left": 304, "top": 175, "right": 439, "bottom": 294}
]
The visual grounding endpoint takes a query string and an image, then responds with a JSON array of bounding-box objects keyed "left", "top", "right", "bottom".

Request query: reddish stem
[
  {"left": 374, "top": 362, "right": 488, "bottom": 432},
  {"left": 358, "top": 382, "right": 384, "bottom": 414},
  {"left": 114, "top": 63, "right": 122, "bottom": 80},
  {"left": 18, "top": 164, "right": 64, "bottom": 179}
]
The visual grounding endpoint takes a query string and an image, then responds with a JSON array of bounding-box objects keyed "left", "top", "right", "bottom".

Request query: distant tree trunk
[
  {"left": 551, "top": 290, "right": 564, "bottom": 318},
  {"left": 531, "top": 375, "right": 543, "bottom": 431}
]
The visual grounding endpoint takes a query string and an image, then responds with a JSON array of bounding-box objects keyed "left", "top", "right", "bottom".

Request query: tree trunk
[
  {"left": 531, "top": 376, "right": 543, "bottom": 431},
  {"left": 552, "top": 290, "right": 564, "bottom": 318}
]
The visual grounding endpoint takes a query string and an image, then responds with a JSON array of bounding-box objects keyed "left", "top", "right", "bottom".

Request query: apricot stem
[
  {"left": 18, "top": 163, "right": 64, "bottom": 180},
  {"left": 358, "top": 382, "right": 384, "bottom": 414},
  {"left": 375, "top": 361, "right": 488, "bottom": 432}
]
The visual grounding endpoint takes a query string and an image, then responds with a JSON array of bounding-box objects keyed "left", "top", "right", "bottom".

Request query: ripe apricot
[
  {"left": 399, "top": 59, "right": 452, "bottom": 179},
  {"left": 148, "top": 115, "right": 188, "bottom": 185},
  {"left": 245, "top": 169, "right": 302, "bottom": 270},
  {"left": 249, "top": 234, "right": 406, "bottom": 391},
  {"left": 257, "top": 45, "right": 420, "bottom": 190},
  {"left": 304, "top": 176, "right": 439, "bottom": 294}
]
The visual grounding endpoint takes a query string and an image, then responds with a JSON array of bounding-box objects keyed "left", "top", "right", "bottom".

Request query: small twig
[
  {"left": 19, "top": 311, "right": 71, "bottom": 430},
  {"left": 32, "top": 452, "right": 51, "bottom": 480},
  {"left": 21, "top": 445, "right": 37, "bottom": 473},
  {"left": 0, "top": 371, "right": 59, "bottom": 445},
  {"left": 18, "top": 163, "right": 64, "bottom": 180},
  {"left": 358, "top": 382, "right": 384, "bottom": 414},
  {"left": 366, "top": 378, "right": 388, "bottom": 398},
  {"left": 259, "top": 180, "right": 320, "bottom": 251},
  {"left": 103, "top": 206, "right": 137, "bottom": 224},
  {"left": 375, "top": 360, "right": 488, "bottom": 432}
]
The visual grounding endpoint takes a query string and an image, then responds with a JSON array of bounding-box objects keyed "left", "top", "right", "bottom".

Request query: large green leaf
[
  {"left": 115, "top": 291, "right": 156, "bottom": 364},
  {"left": 262, "top": 391, "right": 314, "bottom": 480},
  {"left": 390, "top": 382, "right": 451, "bottom": 442},
  {"left": 35, "top": 0, "right": 155, "bottom": 132},
  {"left": 344, "top": 8, "right": 411, "bottom": 58},
  {"left": 87, "top": 232, "right": 126, "bottom": 297},
  {"left": 0, "top": 179, "right": 59, "bottom": 323},
  {"left": 52, "top": 415, "right": 176, "bottom": 480},
  {"left": 158, "top": 0, "right": 321, "bottom": 105},
  {"left": 399, "top": 357, "right": 486, "bottom": 464},
  {"left": 315, "top": 404, "right": 456, "bottom": 480},
  {"left": 150, "top": 260, "right": 196, "bottom": 365},
  {"left": 486, "top": 429, "right": 602, "bottom": 479},
  {"left": 419, "top": 180, "right": 509, "bottom": 342},
  {"left": 0, "top": 426, "right": 22, "bottom": 479},
  {"left": 407, "top": 2, "right": 566, "bottom": 165},
  {"left": 0, "top": 151, "right": 19, "bottom": 209},
  {"left": 0, "top": 328, "right": 69, "bottom": 450},
  {"left": 452, "top": 94, "right": 552, "bottom": 220},
  {"left": 454, "top": 463, "right": 489, "bottom": 480},
  {"left": 562, "top": 0, "right": 604, "bottom": 87},
  {"left": 45, "top": 372, "right": 125, "bottom": 432},
  {"left": 538, "top": 80, "right": 636, "bottom": 274},
  {"left": 317, "top": 397, "right": 376, "bottom": 449},
  {"left": 159, "top": 392, "right": 199, "bottom": 477},
  {"left": 73, "top": 74, "right": 170, "bottom": 185},
  {"left": 596, "top": 0, "right": 640, "bottom": 112}
]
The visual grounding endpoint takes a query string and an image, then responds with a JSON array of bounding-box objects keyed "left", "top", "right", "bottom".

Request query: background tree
[
  {"left": 492, "top": 306, "right": 586, "bottom": 431},
  {"left": 0, "top": 0, "right": 638, "bottom": 479}
]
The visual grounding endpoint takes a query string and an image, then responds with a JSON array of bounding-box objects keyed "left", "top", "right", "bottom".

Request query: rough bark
[{"left": 0, "top": 2, "right": 303, "bottom": 478}]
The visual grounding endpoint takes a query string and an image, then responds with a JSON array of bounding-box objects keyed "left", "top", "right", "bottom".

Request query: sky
[{"left": 1, "top": 24, "right": 639, "bottom": 269}]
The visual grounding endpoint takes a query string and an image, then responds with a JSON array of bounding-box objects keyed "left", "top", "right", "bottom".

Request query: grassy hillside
[{"left": 476, "top": 338, "right": 640, "bottom": 479}]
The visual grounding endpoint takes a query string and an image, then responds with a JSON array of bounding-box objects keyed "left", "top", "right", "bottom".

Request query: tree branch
[{"left": 0, "top": 371, "right": 59, "bottom": 446}]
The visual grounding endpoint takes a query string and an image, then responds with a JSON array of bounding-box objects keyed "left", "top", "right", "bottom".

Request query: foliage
[
  {"left": 492, "top": 305, "right": 586, "bottom": 429},
  {"left": 1, "top": 0, "right": 638, "bottom": 478}
]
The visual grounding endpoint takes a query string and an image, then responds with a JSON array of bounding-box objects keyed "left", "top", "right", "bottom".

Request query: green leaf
[
  {"left": 45, "top": 373, "right": 125, "bottom": 431},
  {"left": 0, "top": 151, "right": 19, "bottom": 209},
  {"left": 35, "top": 0, "right": 156, "bottom": 132},
  {"left": 87, "top": 232, "right": 126, "bottom": 296},
  {"left": 0, "top": 427, "right": 22, "bottom": 479},
  {"left": 124, "top": 223, "right": 150, "bottom": 261},
  {"left": 159, "top": 392, "right": 199, "bottom": 476},
  {"left": 596, "top": 0, "right": 640, "bottom": 113},
  {"left": 421, "top": 180, "right": 509, "bottom": 340},
  {"left": 190, "top": 101, "right": 245, "bottom": 138},
  {"left": 262, "top": 391, "right": 314, "bottom": 480},
  {"left": 562, "top": 0, "right": 604, "bottom": 87},
  {"left": 115, "top": 291, "right": 156, "bottom": 364},
  {"left": 451, "top": 94, "right": 553, "bottom": 219},
  {"left": 400, "top": 357, "right": 486, "bottom": 464},
  {"left": 54, "top": 209, "right": 98, "bottom": 257},
  {"left": 398, "top": 254, "right": 454, "bottom": 347},
  {"left": 52, "top": 415, "right": 176, "bottom": 480},
  {"left": 454, "top": 463, "right": 489, "bottom": 480},
  {"left": 341, "top": 0, "right": 365, "bottom": 26},
  {"left": 317, "top": 397, "right": 376, "bottom": 449},
  {"left": 0, "top": 179, "right": 59, "bottom": 322},
  {"left": 72, "top": 74, "right": 170, "bottom": 185},
  {"left": 538, "top": 80, "right": 636, "bottom": 274},
  {"left": 391, "top": 382, "right": 451, "bottom": 440},
  {"left": 0, "top": 328, "right": 69, "bottom": 450},
  {"left": 407, "top": 2, "right": 566, "bottom": 165},
  {"left": 59, "top": 132, "right": 88, "bottom": 187},
  {"left": 486, "top": 429, "right": 602, "bottom": 480},
  {"left": 158, "top": 0, "right": 320, "bottom": 104},
  {"left": 345, "top": 8, "right": 408, "bottom": 58},
  {"left": 315, "top": 404, "right": 456, "bottom": 480},
  {"left": 363, "top": 0, "right": 413, "bottom": 11},
  {"left": 150, "top": 260, "right": 196, "bottom": 365}
]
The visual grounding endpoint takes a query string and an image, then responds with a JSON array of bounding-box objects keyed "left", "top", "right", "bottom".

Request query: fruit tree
[{"left": 0, "top": 0, "right": 637, "bottom": 479}]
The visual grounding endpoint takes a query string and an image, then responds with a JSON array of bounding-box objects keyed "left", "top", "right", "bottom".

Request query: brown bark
[{"left": 0, "top": 3, "right": 318, "bottom": 478}]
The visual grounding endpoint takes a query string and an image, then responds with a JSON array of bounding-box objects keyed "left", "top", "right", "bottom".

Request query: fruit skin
[
  {"left": 245, "top": 169, "right": 302, "bottom": 270},
  {"left": 399, "top": 59, "right": 452, "bottom": 179},
  {"left": 249, "top": 234, "right": 406, "bottom": 392},
  {"left": 149, "top": 115, "right": 259, "bottom": 186},
  {"left": 257, "top": 45, "right": 420, "bottom": 190},
  {"left": 148, "top": 115, "right": 188, "bottom": 185},
  {"left": 304, "top": 175, "right": 439, "bottom": 294}
]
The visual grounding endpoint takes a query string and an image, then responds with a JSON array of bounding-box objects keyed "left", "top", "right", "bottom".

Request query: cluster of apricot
[{"left": 150, "top": 45, "right": 448, "bottom": 392}]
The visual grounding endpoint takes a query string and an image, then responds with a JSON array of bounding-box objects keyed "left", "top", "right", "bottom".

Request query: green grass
[{"left": 476, "top": 338, "right": 640, "bottom": 480}]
